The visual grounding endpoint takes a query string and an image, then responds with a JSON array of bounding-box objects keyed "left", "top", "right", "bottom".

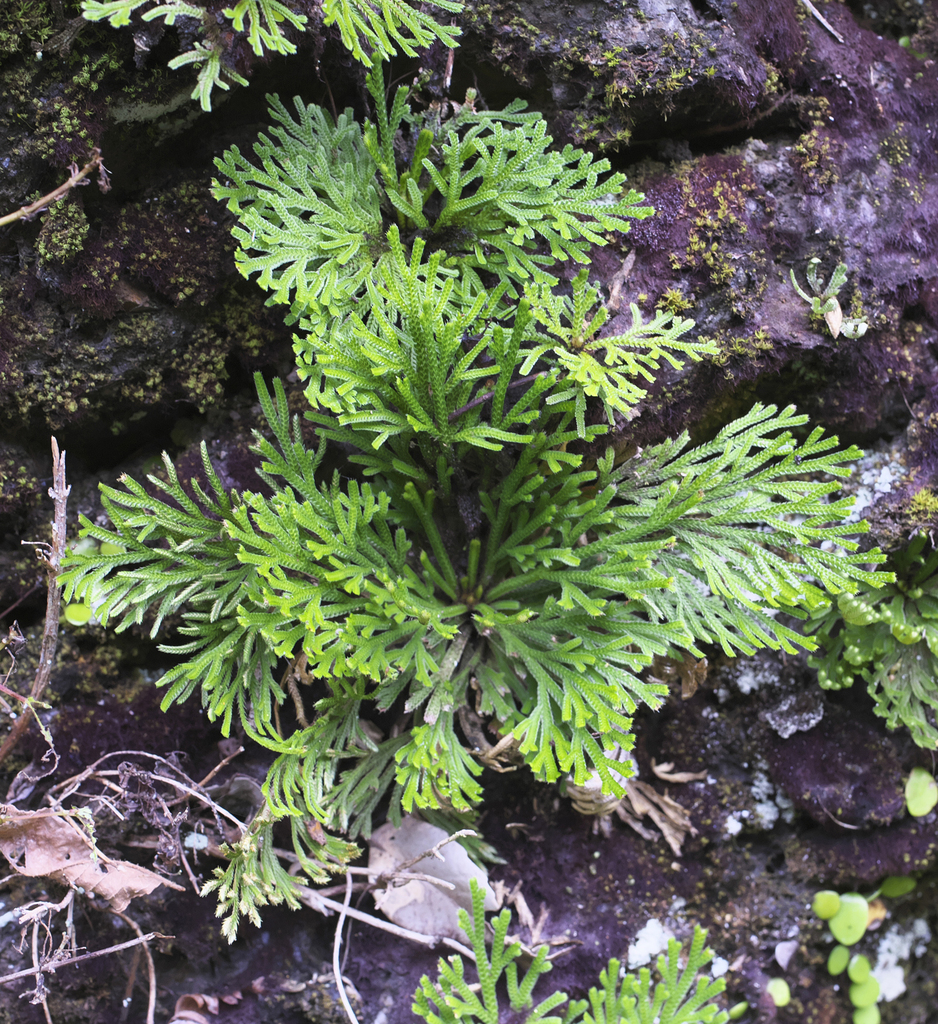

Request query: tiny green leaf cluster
[
  {"left": 809, "top": 532, "right": 938, "bottom": 748},
  {"left": 811, "top": 879, "right": 919, "bottom": 1024},
  {"left": 413, "top": 878, "right": 729, "bottom": 1024},
  {"left": 790, "top": 258, "right": 868, "bottom": 339}
]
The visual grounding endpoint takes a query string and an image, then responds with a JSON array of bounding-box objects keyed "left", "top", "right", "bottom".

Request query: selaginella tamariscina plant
[{"left": 59, "top": 53, "right": 893, "bottom": 939}]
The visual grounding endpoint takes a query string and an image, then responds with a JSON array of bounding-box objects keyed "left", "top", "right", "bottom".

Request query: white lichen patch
[
  {"left": 751, "top": 771, "right": 781, "bottom": 829},
  {"left": 840, "top": 444, "right": 907, "bottom": 524},
  {"left": 628, "top": 918, "right": 675, "bottom": 968},
  {"left": 726, "top": 658, "right": 778, "bottom": 695},
  {"left": 872, "top": 919, "right": 932, "bottom": 1001}
]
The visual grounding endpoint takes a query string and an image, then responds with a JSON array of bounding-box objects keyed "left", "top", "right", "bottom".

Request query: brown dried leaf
[
  {"left": 824, "top": 298, "right": 843, "bottom": 338},
  {"left": 606, "top": 250, "right": 636, "bottom": 312},
  {"left": 369, "top": 816, "right": 496, "bottom": 941},
  {"left": 647, "top": 653, "right": 708, "bottom": 699},
  {"left": 0, "top": 805, "right": 181, "bottom": 912},
  {"left": 622, "top": 781, "right": 697, "bottom": 858},
  {"left": 651, "top": 760, "right": 709, "bottom": 784}
]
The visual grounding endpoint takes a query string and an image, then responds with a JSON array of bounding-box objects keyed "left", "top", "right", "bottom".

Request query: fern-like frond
[
  {"left": 81, "top": 0, "right": 160, "bottom": 27},
  {"left": 615, "top": 927, "right": 729, "bottom": 1024},
  {"left": 609, "top": 403, "right": 892, "bottom": 656},
  {"left": 223, "top": 0, "right": 307, "bottom": 55},
  {"left": 429, "top": 114, "right": 653, "bottom": 288},
  {"left": 413, "top": 881, "right": 728, "bottom": 1024},
  {"left": 168, "top": 43, "right": 249, "bottom": 112},
  {"left": 201, "top": 809, "right": 358, "bottom": 942},
  {"left": 213, "top": 98, "right": 383, "bottom": 316},
  {"left": 83, "top": 0, "right": 300, "bottom": 109},
  {"left": 323, "top": 0, "right": 462, "bottom": 66},
  {"left": 525, "top": 270, "right": 713, "bottom": 436},
  {"left": 216, "top": 74, "right": 651, "bottom": 326}
]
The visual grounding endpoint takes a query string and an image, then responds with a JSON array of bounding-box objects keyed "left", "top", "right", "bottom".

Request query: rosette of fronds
[
  {"left": 62, "top": 48, "right": 890, "bottom": 937},
  {"left": 61, "top": 316, "right": 889, "bottom": 865},
  {"left": 413, "top": 878, "right": 730, "bottom": 1024},
  {"left": 212, "top": 62, "right": 653, "bottom": 338},
  {"left": 809, "top": 532, "right": 938, "bottom": 748}
]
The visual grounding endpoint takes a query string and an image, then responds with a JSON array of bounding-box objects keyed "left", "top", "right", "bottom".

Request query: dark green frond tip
[{"left": 809, "top": 532, "right": 938, "bottom": 749}]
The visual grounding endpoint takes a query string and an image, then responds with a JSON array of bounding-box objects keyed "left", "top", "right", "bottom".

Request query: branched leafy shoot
[
  {"left": 81, "top": 0, "right": 462, "bottom": 109},
  {"left": 413, "top": 879, "right": 730, "bottom": 1024}
]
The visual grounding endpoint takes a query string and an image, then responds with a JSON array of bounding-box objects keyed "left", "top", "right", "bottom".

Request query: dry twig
[
  {"left": 0, "top": 439, "right": 70, "bottom": 766},
  {"left": 0, "top": 932, "right": 169, "bottom": 987},
  {"left": 111, "top": 910, "right": 157, "bottom": 1024},
  {"left": 0, "top": 150, "right": 110, "bottom": 229},
  {"left": 333, "top": 873, "right": 360, "bottom": 1024}
]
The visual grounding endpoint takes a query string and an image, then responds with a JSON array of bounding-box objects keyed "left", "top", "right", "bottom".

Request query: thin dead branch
[
  {"left": 387, "top": 828, "right": 477, "bottom": 876},
  {"left": 0, "top": 150, "right": 110, "bottom": 229},
  {"left": 0, "top": 932, "right": 169, "bottom": 987},
  {"left": 800, "top": 0, "right": 845, "bottom": 43},
  {"left": 333, "top": 873, "right": 360, "bottom": 1024},
  {"left": 0, "top": 439, "right": 70, "bottom": 767},
  {"left": 112, "top": 911, "right": 157, "bottom": 1024},
  {"left": 297, "top": 885, "right": 442, "bottom": 945},
  {"left": 197, "top": 745, "right": 243, "bottom": 788}
]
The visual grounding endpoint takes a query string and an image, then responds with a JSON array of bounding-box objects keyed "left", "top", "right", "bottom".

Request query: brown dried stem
[
  {"left": 111, "top": 911, "right": 157, "bottom": 1024},
  {"left": 0, "top": 932, "right": 169, "bottom": 987},
  {"left": 0, "top": 438, "right": 70, "bottom": 766},
  {"left": 0, "top": 150, "right": 110, "bottom": 229}
]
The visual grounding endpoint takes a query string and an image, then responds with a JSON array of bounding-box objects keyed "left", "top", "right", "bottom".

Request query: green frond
[
  {"left": 323, "top": 0, "right": 462, "bottom": 67},
  {"left": 202, "top": 811, "right": 358, "bottom": 942},
  {"left": 527, "top": 269, "right": 714, "bottom": 435},
  {"left": 610, "top": 403, "right": 891, "bottom": 655},
  {"left": 612, "top": 927, "right": 728, "bottom": 1024},
  {"left": 413, "top": 883, "right": 728, "bottom": 1024},
  {"left": 223, "top": 0, "right": 306, "bottom": 56},
  {"left": 81, "top": 0, "right": 156, "bottom": 27},
  {"left": 213, "top": 97, "right": 382, "bottom": 316},
  {"left": 83, "top": 0, "right": 298, "bottom": 109},
  {"left": 168, "top": 43, "right": 249, "bottom": 112}
]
